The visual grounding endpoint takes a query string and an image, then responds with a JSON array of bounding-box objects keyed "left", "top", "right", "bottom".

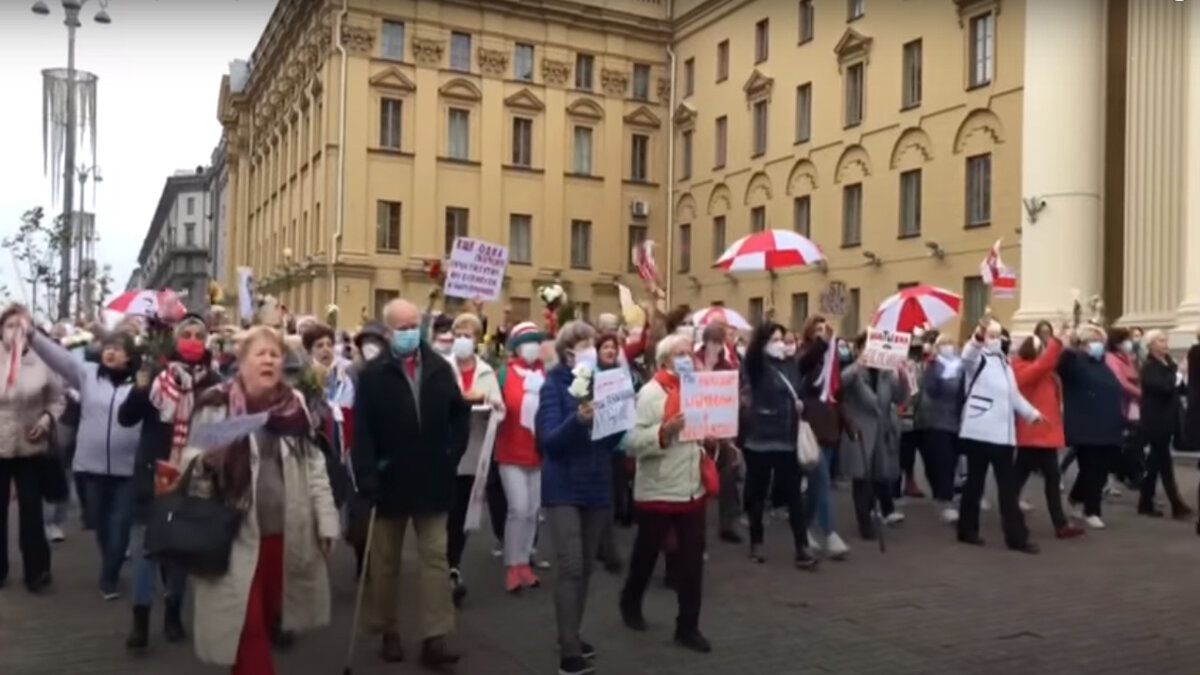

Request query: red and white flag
[
  {"left": 980, "top": 239, "right": 1017, "bottom": 298},
  {"left": 631, "top": 240, "right": 659, "bottom": 285},
  {"left": 818, "top": 332, "right": 840, "bottom": 403}
]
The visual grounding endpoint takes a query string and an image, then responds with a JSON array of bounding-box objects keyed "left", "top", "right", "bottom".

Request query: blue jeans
[
  {"left": 806, "top": 446, "right": 836, "bottom": 536},
  {"left": 130, "top": 525, "right": 186, "bottom": 607},
  {"left": 79, "top": 473, "right": 134, "bottom": 595}
]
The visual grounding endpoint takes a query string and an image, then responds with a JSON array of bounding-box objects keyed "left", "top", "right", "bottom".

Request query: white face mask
[
  {"left": 433, "top": 333, "right": 453, "bottom": 355},
  {"left": 984, "top": 338, "right": 1002, "bottom": 354},
  {"left": 765, "top": 341, "right": 786, "bottom": 359},
  {"left": 784, "top": 344, "right": 797, "bottom": 357},
  {"left": 517, "top": 342, "right": 540, "bottom": 364},
  {"left": 452, "top": 336, "right": 475, "bottom": 359},
  {"left": 938, "top": 345, "right": 957, "bottom": 359},
  {"left": 361, "top": 343, "right": 382, "bottom": 361},
  {"left": 573, "top": 346, "right": 598, "bottom": 368}
]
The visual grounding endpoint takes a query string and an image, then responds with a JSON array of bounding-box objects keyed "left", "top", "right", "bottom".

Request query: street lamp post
[{"left": 32, "top": 0, "right": 112, "bottom": 320}]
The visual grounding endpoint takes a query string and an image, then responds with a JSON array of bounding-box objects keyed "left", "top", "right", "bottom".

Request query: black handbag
[{"left": 145, "top": 458, "right": 243, "bottom": 577}]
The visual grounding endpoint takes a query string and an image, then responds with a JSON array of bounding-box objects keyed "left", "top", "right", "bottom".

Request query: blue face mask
[
  {"left": 837, "top": 346, "right": 852, "bottom": 362},
  {"left": 390, "top": 328, "right": 420, "bottom": 355},
  {"left": 673, "top": 355, "right": 695, "bottom": 375},
  {"left": 1086, "top": 342, "right": 1105, "bottom": 360}
]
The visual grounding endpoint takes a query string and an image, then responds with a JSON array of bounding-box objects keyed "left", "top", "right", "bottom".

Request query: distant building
[
  {"left": 136, "top": 167, "right": 212, "bottom": 312},
  {"left": 125, "top": 266, "right": 144, "bottom": 292},
  {"left": 207, "top": 138, "right": 229, "bottom": 290}
]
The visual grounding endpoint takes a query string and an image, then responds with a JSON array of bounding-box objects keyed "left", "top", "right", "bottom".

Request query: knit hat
[
  {"left": 507, "top": 321, "right": 544, "bottom": 351},
  {"left": 354, "top": 320, "right": 388, "bottom": 349},
  {"left": 174, "top": 313, "right": 209, "bottom": 339}
]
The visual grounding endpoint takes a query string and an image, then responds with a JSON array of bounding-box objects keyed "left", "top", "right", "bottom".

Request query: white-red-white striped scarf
[{"left": 149, "top": 363, "right": 202, "bottom": 465}]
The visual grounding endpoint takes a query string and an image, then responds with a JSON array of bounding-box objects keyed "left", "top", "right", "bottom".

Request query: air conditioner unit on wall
[{"left": 631, "top": 199, "right": 650, "bottom": 218}]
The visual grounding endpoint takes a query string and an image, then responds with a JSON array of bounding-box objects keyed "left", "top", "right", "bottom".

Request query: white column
[
  {"left": 1171, "top": 0, "right": 1200, "bottom": 348},
  {"left": 1010, "top": 0, "right": 1106, "bottom": 334}
]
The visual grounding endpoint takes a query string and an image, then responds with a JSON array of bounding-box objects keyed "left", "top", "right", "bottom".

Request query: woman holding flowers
[{"left": 535, "top": 321, "right": 622, "bottom": 675}]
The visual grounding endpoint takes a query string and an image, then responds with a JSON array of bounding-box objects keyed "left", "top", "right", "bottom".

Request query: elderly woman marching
[
  {"left": 618, "top": 333, "right": 712, "bottom": 656},
  {"left": 182, "top": 326, "right": 339, "bottom": 675},
  {"left": 0, "top": 304, "right": 66, "bottom": 593}
]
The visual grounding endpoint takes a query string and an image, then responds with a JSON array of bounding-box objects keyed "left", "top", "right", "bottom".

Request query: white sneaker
[
  {"left": 807, "top": 530, "right": 823, "bottom": 551},
  {"left": 980, "top": 497, "right": 992, "bottom": 511},
  {"left": 1019, "top": 499, "right": 1033, "bottom": 512},
  {"left": 1084, "top": 515, "right": 1106, "bottom": 529},
  {"left": 884, "top": 512, "right": 906, "bottom": 525},
  {"left": 491, "top": 545, "right": 503, "bottom": 558},
  {"left": 1070, "top": 502, "right": 1085, "bottom": 519},
  {"left": 1104, "top": 479, "right": 1122, "bottom": 498},
  {"left": 825, "top": 532, "right": 849, "bottom": 559},
  {"left": 939, "top": 507, "right": 960, "bottom": 524},
  {"left": 45, "top": 523, "right": 65, "bottom": 543}
]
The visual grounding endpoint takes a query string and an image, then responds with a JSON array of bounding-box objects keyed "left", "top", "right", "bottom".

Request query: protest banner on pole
[
  {"left": 444, "top": 237, "right": 509, "bottom": 301},
  {"left": 679, "top": 370, "right": 739, "bottom": 442},
  {"left": 463, "top": 408, "right": 502, "bottom": 532},
  {"left": 863, "top": 328, "right": 911, "bottom": 371},
  {"left": 591, "top": 369, "right": 636, "bottom": 440}
]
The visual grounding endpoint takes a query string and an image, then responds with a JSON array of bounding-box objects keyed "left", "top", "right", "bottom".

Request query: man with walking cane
[{"left": 348, "top": 298, "right": 472, "bottom": 669}]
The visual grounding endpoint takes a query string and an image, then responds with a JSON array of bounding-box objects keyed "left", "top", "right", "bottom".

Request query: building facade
[
  {"left": 207, "top": 138, "right": 230, "bottom": 286},
  {"left": 136, "top": 168, "right": 213, "bottom": 312}
]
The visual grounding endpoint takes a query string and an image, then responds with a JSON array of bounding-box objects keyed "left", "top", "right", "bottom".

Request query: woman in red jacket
[{"left": 1011, "top": 332, "right": 1084, "bottom": 539}]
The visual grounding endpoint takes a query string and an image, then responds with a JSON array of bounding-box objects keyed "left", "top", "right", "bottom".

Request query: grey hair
[
  {"left": 554, "top": 320, "right": 597, "bottom": 362},
  {"left": 597, "top": 312, "right": 620, "bottom": 330},
  {"left": 1143, "top": 328, "right": 1167, "bottom": 347},
  {"left": 655, "top": 334, "right": 693, "bottom": 367}
]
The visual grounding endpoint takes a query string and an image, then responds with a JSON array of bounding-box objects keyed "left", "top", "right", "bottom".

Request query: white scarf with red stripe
[{"left": 149, "top": 363, "right": 203, "bottom": 465}]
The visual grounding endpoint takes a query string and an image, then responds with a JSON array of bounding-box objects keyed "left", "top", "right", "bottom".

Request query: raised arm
[
  {"left": 1014, "top": 337, "right": 1062, "bottom": 389},
  {"left": 28, "top": 331, "right": 86, "bottom": 391}
]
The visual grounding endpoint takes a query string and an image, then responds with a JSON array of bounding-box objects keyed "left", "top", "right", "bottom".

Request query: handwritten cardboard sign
[
  {"left": 190, "top": 413, "right": 270, "bottom": 451},
  {"left": 444, "top": 237, "right": 509, "bottom": 301},
  {"left": 463, "top": 411, "right": 502, "bottom": 533},
  {"left": 591, "top": 369, "right": 636, "bottom": 440},
  {"left": 679, "top": 370, "right": 739, "bottom": 441},
  {"left": 863, "top": 329, "right": 911, "bottom": 371}
]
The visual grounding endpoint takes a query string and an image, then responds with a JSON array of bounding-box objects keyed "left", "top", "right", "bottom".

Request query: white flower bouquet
[{"left": 568, "top": 362, "right": 593, "bottom": 402}]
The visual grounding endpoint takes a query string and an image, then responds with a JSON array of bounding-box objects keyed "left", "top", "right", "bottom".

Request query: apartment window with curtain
[
  {"left": 633, "top": 63, "right": 651, "bottom": 100},
  {"left": 677, "top": 224, "right": 692, "bottom": 273},
  {"left": 379, "top": 98, "right": 402, "bottom": 149},
  {"left": 509, "top": 214, "right": 532, "bottom": 264},
  {"left": 752, "top": 100, "right": 768, "bottom": 156},
  {"left": 570, "top": 220, "right": 592, "bottom": 269},
  {"left": 848, "top": 0, "right": 865, "bottom": 21},
  {"left": 717, "top": 40, "right": 729, "bottom": 81},
  {"left": 447, "top": 108, "right": 470, "bottom": 159},
  {"left": 631, "top": 134, "right": 649, "bottom": 181},
  {"left": 450, "top": 32, "right": 471, "bottom": 71},
  {"left": 902, "top": 40, "right": 923, "bottom": 108},
  {"left": 712, "top": 215, "right": 726, "bottom": 259},
  {"left": 750, "top": 205, "right": 766, "bottom": 232},
  {"left": 376, "top": 200, "right": 401, "bottom": 252},
  {"left": 381, "top": 20, "right": 405, "bottom": 60},
  {"left": 795, "top": 83, "right": 812, "bottom": 143},
  {"left": 969, "top": 12, "right": 994, "bottom": 87},
  {"left": 186, "top": 197, "right": 195, "bottom": 215},
  {"left": 683, "top": 57, "right": 695, "bottom": 97},
  {"left": 573, "top": 126, "right": 593, "bottom": 175},
  {"left": 799, "top": 0, "right": 814, "bottom": 43},
  {"left": 899, "top": 169, "right": 922, "bottom": 237},
  {"left": 444, "top": 207, "right": 469, "bottom": 257},
  {"left": 841, "top": 288, "right": 861, "bottom": 336},
  {"left": 575, "top": 53, "right": 594, "bottom": 90},
  {"left": 793, "top": 196, "right": 810, "bottom": 237},
  {"left": 845, "top": 62, "right": 864, "bottom": 127},
  {"left": 512, "top": 117, "right": 533, "bottom": 166},
  {"left": 791, "top": 292, "right": 809, "bottom": 331},
  {"left": 842, "top": 183, "right": 862, "bottom": 246},
  {"left": 627, "top": 224, "right": 647, "bottom": 272},
  {"left": 184, "top": 223, "right": 195, "bottom": 247},
  {"left": 514, "top": 43, "right": 535, "bottom": 81},
  {"left": 680, "top": 130, "right": 693, "bottom": 180},
  {"left": 966, "top": 153, "right": 992, "bottom": 226},
  {"left": 714, "top": 116, "right": 728, "bottom": 168},
  {"left": 754, "top": 19, "right": 770, "bottom": 63}
]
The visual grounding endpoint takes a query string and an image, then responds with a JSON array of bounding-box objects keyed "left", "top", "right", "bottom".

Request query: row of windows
[
  {"left": 380, "top": 20, "right": 655, "bottom": 99},
  {"left": 377, "top": 98, "right": 653, "bottom": 180},
  {"left": 673, "top": 153, "right": 992, "bottom": 272},
  {"left": 374, "top": 202, "right": 650, "bottom": 272}
]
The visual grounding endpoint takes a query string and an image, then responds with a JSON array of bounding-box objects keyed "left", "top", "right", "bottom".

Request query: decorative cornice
[
  {"left": 542, "top": 58, "right": 571, "bottom": 86},
  {"left": 439, "top": 78, "right": 483, "bottom": 102},
  {"left": 369, "top": 66, "right": 417, "bottom": 93},
  {"left": 954, "top": 0, "right": 1002, "bottom": 26},
  {"left": 673, "top": 102, "right": 696, "bottom": 127},
  {"left": 623, "top": 105, "right": 661, "bottom": 129},
  {"left": 504, "top": 88, "right": 545, "bottom": 112},
  {"left": 478, "top": 47, "right": 509, "bottom": 77},
  {"left": 743, "top": 69, "right": 774, "bottom": 103},
  {"left": 601, "top": 68, "right": 628, "bottom": 97},
  {"left": 412, "top": 37, "right": 445, "bottom": 67},
  {"left": 566, "top": 97, "right": 605, "bottom": 121},
  {"left": 656, "top": 77, "right": 671, "bottom": 103},
  {"left": 341, "top": 24, "right": 374, "bottom": 55},
  {"left": 834, "top": 28, "right": 873, "bottom": 67}
]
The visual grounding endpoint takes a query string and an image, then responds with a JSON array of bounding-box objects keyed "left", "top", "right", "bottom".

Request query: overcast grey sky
[{"left": 0, "top": 0, "right": 275, "bottom": 311}]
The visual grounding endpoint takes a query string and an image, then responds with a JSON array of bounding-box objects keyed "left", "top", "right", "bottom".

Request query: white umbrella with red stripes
[
  {"left": 870, "top": 285, "right": 962, "bottom": 334},
  {"left": 714, "top": 229, "right": 825, "bottom": 272},
  {"left": 690, "top": 305, "right": 752, "bottom": 331},
  {"left": 105, "top": 289, "right": 186, "bottom": 321}
]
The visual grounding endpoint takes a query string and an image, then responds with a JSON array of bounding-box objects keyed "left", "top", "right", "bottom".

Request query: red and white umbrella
[
  {"left": 106, "top": 289, "right": 186, "bottom": 322},
  {"left": 690, "top": 306, "right": 752, "bottom": 331},
  {"left": 714, "top": 229, "right": 824, "bottom": 272},
  {"left": 871, "top": 285, "right": 961, "bottom": 334}
]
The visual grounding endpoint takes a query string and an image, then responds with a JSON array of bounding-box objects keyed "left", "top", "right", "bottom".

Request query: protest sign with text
[
  {"left": 591, "top": 369, "right": 636, "bottom": 440},
  {"left": 863, "top": 329, "right": 911, "bottom": 371},
  {"left": 444, "top": 237, "right": 509, "bottom": 301},
  {"left": 679, "top": 370, "right": 739, "bottom": 442}
]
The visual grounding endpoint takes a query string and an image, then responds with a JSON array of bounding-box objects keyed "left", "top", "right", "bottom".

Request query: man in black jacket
[{"left": 352, "top": 298, "right": 470, "bottom": 668}]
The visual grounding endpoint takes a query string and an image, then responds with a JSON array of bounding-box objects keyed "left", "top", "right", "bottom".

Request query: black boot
[
  {"left": 126, "top": 605, "right": 150, "bottom": 653},
  {"left": 163, "top": 598, "right": 186, "bottom": 643}
]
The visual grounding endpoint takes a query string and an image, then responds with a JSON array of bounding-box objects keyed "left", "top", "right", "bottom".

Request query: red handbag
[{"left": 699, "top": 450, "right": 720, "bottom": 497}]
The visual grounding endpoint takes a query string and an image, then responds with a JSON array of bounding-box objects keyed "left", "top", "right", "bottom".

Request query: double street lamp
[{"left": 31, "top": 0, "right": 112, "bottom": 319}]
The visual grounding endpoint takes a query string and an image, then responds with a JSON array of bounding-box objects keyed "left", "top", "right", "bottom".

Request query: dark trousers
[
  {"left": 79, "top": 473, "right": 134, "bottom": 594},
  {"left": 485, "top": 461, "right": 507, "bottom": 542},
  {"left": 850, "top": 479, "right": 894, "bottom": 539},
  {"left": 956, "top": 439, "right": 1029, "bottom": 548},
  {"left": 898, "top": 430, "right": 921, "bottom": 493},
  {"left": 1140, "top": 437, "right": 1185, "bottom": 512},
  {"left": 0, "top": 457, "right": 51, "bottom": 586},
  {"left": 1117, "top": 423, "right": 1146, "bottom": 485},
  {"left": 611, "top": 454, "right": 633, "bottom": 526},
  {"left": 919, "top": 430, "right": 958, "bottom": 502},
  {"left": 743, "top": 449, "right": 807, "bottom": 554},
  {"left": 1069, "top": 445, "right": 1115, "bottom": 517},
  {"left": 621, "top": 506, "right": 705, "bottom": 635},
  {"left": 446, "top": 475, "right": 474, "bottom": 570},
  {"left": 1014, "top": 447, "right": 1069, "bottom": 530}
]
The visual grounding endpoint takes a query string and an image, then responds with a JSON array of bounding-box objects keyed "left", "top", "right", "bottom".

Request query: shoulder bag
[
  {"left": 775, "top": 369, "right": 821, "bottom": 469},
  {"left": 144, "top": 457, "right": 243, "bottom": 578}
]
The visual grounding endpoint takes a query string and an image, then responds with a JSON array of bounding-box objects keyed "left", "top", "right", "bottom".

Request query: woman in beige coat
[
  {"left": 0, "top": 304, "right": 66, "bottom": 593},
  {"left": 182, "top": 326, "right": 339, "bottom": 674}
]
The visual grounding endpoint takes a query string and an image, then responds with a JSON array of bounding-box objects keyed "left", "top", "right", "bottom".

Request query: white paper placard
[
  {"left": 591, "top": 369, "right": 636, "bottom": 440},
  {"left": 679, "top": 370, "right": 739, "bottom": 442},
  {"left": 463, "top": 411, "right": 503, "bottom": 532},
  {"left": 444, "top": 237, "right": 509, "bottom": 301},
  {"left": 191, "top": 412, "right": 270, "bottom": 451},
  {"left": 863, "top": 329, "right": 911, "bottom": 371}
]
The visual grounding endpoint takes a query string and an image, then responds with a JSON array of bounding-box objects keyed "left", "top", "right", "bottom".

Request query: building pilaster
[{"left": 1170, "top": 0, "right": 1200, "bottom": 348}]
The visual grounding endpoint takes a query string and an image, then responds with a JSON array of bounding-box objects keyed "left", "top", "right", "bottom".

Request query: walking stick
[{"left": 343, "top": 506, "right": 378, "bottom": 675}]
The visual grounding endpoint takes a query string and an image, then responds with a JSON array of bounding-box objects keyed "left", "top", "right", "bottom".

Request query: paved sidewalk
[{"left": 4, "top": 465, "right": 1200, "bottom": 675}]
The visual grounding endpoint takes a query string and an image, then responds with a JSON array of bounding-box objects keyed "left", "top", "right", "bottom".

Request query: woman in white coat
[
  {"left": 443, "top": 312, "right": 503, "bottom": 606},
  {"left": 182, "top": 326, "right": 339, "bottom": 675},
  {"left": 956, "top": 318, "right": 1043, "bottom": 554}
]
